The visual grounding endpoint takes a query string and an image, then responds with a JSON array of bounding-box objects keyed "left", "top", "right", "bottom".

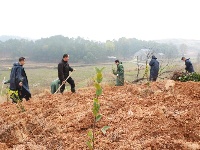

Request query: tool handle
[{"left": 54, "top": 72, "right": 73, "bottom": 94}]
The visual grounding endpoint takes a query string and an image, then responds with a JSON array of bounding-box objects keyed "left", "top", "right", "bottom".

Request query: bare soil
[{"left": 0, "top": 80, "right": 200, "bottom": 150}]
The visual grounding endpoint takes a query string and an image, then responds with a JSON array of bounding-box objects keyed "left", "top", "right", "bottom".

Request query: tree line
[{"left": 0, "top": 35, "right": 179, "bottom": 63}]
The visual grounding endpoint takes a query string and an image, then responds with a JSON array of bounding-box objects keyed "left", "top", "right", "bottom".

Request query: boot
[{"left": 71, "top": 88, "right": 75, "bottom": 93}]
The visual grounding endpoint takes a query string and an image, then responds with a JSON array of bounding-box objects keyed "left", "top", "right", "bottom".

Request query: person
[
  {"left": 112, "top": 60, "right": 124, "bottom": 86},
  {"left": 9, "top": 57, "right": 31, "bottom": 103},
  {"left": 149, "top": 55, "right": 159, "bottom": 81},
  {"left": 58, "top": 54, "right": 75, "bottom": 93},
  {"left": 181, "top": 57, "right": 194, "bottom": 73},
  {"left": 50, "top": 78, "right": 60, "bottom": 94}
]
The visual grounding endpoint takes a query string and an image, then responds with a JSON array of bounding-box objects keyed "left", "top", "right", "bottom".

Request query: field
[
  {"left": 0, "top": 61, "right": 147, "bottom": 97},
  {"left": 0, "top": 59, "right": 188, "bottom": 104},
  {"left": 0, "top": 60, "right": 185, "bottom": 97},
  {"left": 0, "top": 61, "right": 135, "bottom": 102},
  {"left": 1, "top": 61, "right": 200, "bottom": 150}
]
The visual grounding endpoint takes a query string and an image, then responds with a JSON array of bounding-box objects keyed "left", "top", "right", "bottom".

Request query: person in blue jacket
[
  {"left": 149, "top": 55, "right": 159, "bottom": 81},
  {"left": 9, "top": 57, "right": 31, "bottom": 102},
  {"left": 181, "top": 57, "right": 194, "bottom": 73}
]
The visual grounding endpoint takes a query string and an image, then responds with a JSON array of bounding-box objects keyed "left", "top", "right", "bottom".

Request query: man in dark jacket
[
  {"left": 58, "top": 54, "right": 75, "bottom": 93},
  {"left": 9, "top": 57, "right": 31, "bottom": 102},
  {"left": 149, "top": 55, "right": 159, "bottom": 81},
  {"left": 181, "top": 57, "right": 194, "bottom": 73}
]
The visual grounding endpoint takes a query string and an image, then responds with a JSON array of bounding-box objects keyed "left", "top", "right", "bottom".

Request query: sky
[{"left": 0, "top": 0, "right": 200, "bottom": 41}]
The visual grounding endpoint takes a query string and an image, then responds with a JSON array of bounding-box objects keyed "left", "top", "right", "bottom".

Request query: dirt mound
[
  {"left": 171, "top": 71, "right": 186, "bottom": 81},
  {"left": 0, "top": 81, "right": 200, "bottom": 150}
]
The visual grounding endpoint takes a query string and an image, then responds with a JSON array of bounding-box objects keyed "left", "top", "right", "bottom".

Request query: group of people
[
  {"left": 3, "top": 54, "right": 194, "bottom": 103},
  {"left": 112, "top": 55, "right": 161, "bottom": 86},
  {"left": 4, "top": 54, "right": 76, "bottom": 103},
  {"left": 112, "top": 55, "right": 195, "bottom": 86}
]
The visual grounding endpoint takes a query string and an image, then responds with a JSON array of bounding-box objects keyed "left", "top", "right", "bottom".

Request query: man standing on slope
[
  {"left": 149, "top": 55, "right": 159, "bottom": 81},
  {"left": 9, "top": 57, "right": 31, "bottom": 102},
  {"left": 58, "top": 54, "right": 75, "bottom": 93},
  {"left": 112, "top": 60, "right": 124, "bottom": 86},
  {"left": 181, "top": 57, "right": 194, "bottom": 73}
]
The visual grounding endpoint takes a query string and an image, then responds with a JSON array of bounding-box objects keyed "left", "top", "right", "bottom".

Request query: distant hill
[
  {"left": 0, "top": 35, "right": 22, "bottom": 42},
  {"left": 155, "top": 39, "right": 200, "bottom": 58},
  {"left": 155, "top": 39, "right": 200, "bottom": 50},
  {"left": 0, "top": 35, "right": 33, "bottom": 42}
]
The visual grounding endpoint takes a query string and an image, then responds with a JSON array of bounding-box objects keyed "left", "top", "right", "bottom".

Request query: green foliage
[
  {"left": 87, "top": 67, "right": 110, "bottom": 150},
  {"left": 86, "top": 141, "right": 93, "bottom": 150},
  {"left": 8, "top": 89, "right": 26, "bottom": 112},
  {"left": 92, "top": 98, "right": 100, "bottom": 117},
  {"left": 143, "top": 61, "right": 149, "bottom": 80},
  {"left": 101, "top": 126, "right": 110, "bottom": 135},
  {"left": 96, "top": 88, "right": 102, "bottom": 96},
  {"left": 86, "top": 130, "right": 93, "bottom": 150},
  {"left": 179, "top": 72, "right": 200, "bottom": 82},
  {"left": 95, "top": 114, "right": 102, "bottom": 122},
  {"left": 95, "top": 67, "right": 105, "bottom": 83},
  {"left": 94, "top": 82, "right": 101, "bottom": 90},
  {"left": 0, "top": 36, "right": 179, "bottom": 64}
]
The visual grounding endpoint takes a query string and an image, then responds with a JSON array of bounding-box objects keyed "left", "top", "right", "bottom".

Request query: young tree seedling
[{"left": 86, "top": 67, "right": 110, "bottom": 150}]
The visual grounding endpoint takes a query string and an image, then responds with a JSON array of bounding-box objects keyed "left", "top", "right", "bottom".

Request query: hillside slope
[{"left": 0, "top": 81, "right": 200, "bottom": 150}]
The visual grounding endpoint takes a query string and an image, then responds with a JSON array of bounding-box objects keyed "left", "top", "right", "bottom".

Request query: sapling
[
  {"left": 86, "top": 67, "right": 110, "bottom": 150},
  {"left": 3, "top": 79, "right": 25, "bottom": 112},
  {"left": 9, "top": 90, "right": 26, "bottom": 112},
  {"left": 143, "top": 61, "right": 149, "bottom": 81}
]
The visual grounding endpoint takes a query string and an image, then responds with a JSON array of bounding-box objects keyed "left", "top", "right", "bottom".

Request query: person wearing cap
[
  {"left": 9, "top": 57, "right": 31, "bottom": 102},
  {"left": 112, "top": 60, "right": 124, "bottom": 86},
  {"left": 58, "top": 54, "right": 75, "bottom": 93},
  {"left": 181, "top": 57, "right": 194, "bottom": 73},
  {"left": 149, "top": 55, "right": 159, "bottom": 81}
]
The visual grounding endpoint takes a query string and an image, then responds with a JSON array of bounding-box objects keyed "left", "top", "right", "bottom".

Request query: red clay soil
[{"left": 0, "top": 80, "right": 200, "bottom": 150}]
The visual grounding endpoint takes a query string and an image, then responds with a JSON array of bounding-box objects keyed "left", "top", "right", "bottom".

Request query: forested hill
[
  {"left": 0, "top": 35, "right": 23, "bottom": 42},
  {"left": 0, "top": 35, "right": 178, "bottom": 63}
]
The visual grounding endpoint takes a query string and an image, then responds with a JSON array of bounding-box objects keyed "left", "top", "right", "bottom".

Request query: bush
[{"left": 179, "top": 72, "right": 200, "bottom": 82}]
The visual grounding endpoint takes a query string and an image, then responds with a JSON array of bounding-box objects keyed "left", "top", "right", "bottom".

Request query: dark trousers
[
  {"left": 150, "top": 77, "right": 157, "bottom": 81},
  {"left": 60, "top": 77, "right": 75, "bottom": 93},
  {"left": 150, "top": 71, "right": 158, "bottom": 82},
  {"left": 19, "top": 87, "right": 31, "bottom": 101}
]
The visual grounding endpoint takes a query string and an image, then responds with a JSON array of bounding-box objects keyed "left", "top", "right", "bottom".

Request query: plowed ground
[{"left": 0, "top": 80, "right": 200, "bottom": 150}]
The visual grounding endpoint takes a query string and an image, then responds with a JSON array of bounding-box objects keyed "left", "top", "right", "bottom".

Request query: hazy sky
[{"left": 0, "top": 0, "right": 200, "bottom": 41}]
